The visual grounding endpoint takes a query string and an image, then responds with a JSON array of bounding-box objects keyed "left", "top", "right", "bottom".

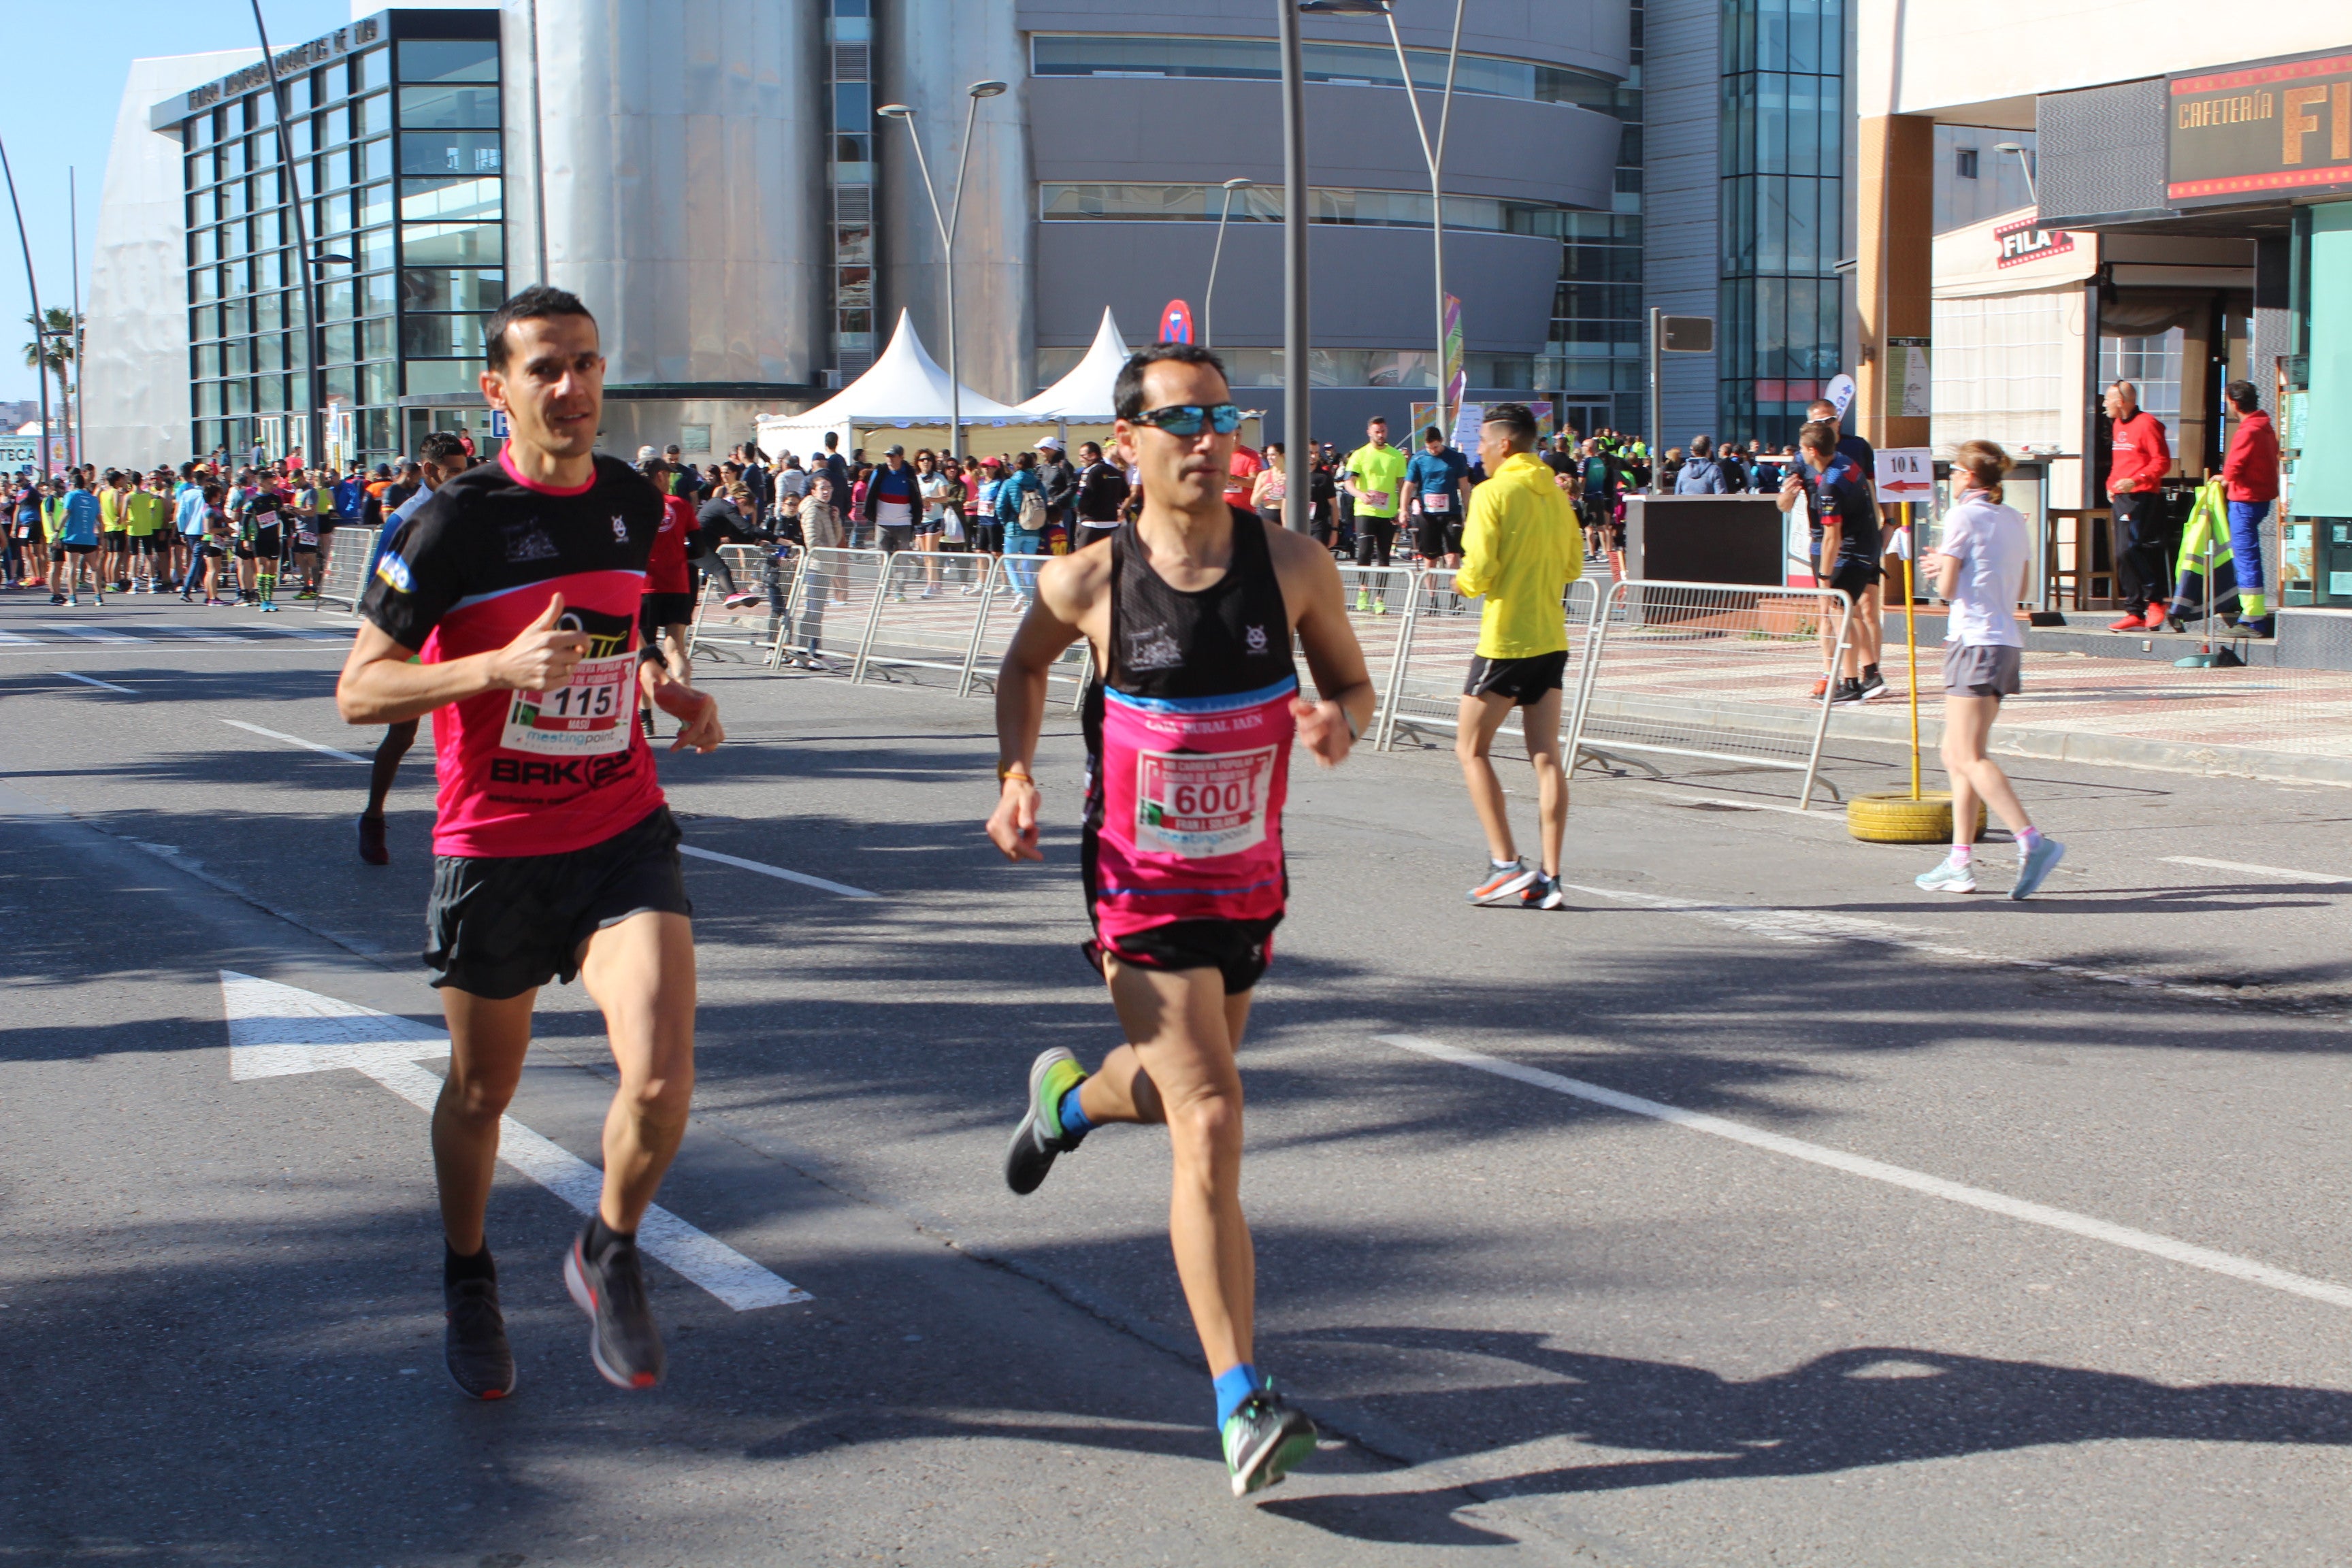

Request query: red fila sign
[{"left": 1993, "top": 216, "right": 2075, "bottom": 268}]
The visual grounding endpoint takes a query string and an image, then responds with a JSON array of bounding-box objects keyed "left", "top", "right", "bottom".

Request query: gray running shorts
[{"left": 1942, "top": 642, "right": 2021, "bottom": 698}]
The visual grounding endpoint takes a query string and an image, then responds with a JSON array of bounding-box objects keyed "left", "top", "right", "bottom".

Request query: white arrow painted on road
[{"left": 221, "top": 970, "right": 809, "bottom": 1310}]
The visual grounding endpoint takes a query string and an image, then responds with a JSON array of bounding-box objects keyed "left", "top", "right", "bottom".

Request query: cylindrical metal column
[{"left": 1277, "top": 0, "right": 1309, "bottom": 519}]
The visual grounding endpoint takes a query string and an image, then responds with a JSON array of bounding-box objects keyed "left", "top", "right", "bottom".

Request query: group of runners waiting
[{"left": 0, "top": 280, "right": 2021, "bottom": 1503}]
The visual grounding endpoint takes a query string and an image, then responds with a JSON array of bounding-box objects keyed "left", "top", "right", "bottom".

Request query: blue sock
[
  {"left": 1213, "top": 1362, "right": 1260, "bottom": 1428},
  {"left": 1056, "top": 1083, "right": 1092, "bottom": 1141}
]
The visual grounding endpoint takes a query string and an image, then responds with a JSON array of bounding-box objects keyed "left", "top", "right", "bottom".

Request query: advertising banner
[{"left": 2169, "top": 50, "right": 2352, "bottom": 206}]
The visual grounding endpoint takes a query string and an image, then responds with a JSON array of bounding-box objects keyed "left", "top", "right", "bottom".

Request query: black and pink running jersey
[{"left": 360, "top": 449, "right": 666, "bottom": 859}]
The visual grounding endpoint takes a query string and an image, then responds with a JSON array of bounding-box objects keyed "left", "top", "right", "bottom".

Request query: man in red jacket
[
  {"left": 2104, "top": 380, "right": 2174, "bottom": 632},
  {"left": 2220, "top": 378, "right": 2279, "bottom": 637}
]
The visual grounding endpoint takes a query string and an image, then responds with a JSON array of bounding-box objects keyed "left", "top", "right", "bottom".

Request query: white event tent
[
  {"left": 755, "top": 310, "right": 1039, "bottom": 463},
  {"left": 1013, "top": 308, "right": 1130, "bottom": 422}
]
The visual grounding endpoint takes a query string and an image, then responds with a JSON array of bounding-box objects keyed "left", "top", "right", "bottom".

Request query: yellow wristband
[{"left": 997, "top": 762, "right": 1034, "bottom": 785}]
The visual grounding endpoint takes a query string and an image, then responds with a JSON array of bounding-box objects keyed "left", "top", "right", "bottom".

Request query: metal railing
[
  {"left": 311, "top": 527, "right": 372, "bottom": 611},
  {"left": 1563, "top": 579, "right": 1855, "bottom": 808},
  {"left": 686, "top": 544, "right": 796, "bottom": 665},
  {"left": 855, "top": 549, "right": 999, "bottom": 687},
  {"left": 771, "top": 546, "right": 891, "bottom": 672},
  {"left": 1377, "top": 572, "right": 1601, "bottom": 750},
  {"left": 955, "top": 555, "right": 1094, "bottom": 711}
]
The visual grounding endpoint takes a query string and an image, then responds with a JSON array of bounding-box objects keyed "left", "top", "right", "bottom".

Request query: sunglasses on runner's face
[{"left": 1128, "top": 403, "right": 1243, "bottom": 437}]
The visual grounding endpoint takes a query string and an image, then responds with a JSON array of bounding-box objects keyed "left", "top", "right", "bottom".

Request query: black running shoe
[
  {"left": 1856, "top": 670, "right": 1887, "bottom": 701},
  {"left": 444, "top": 1274, "right": 517, "bottom": 1401},
  {"left": 357, "top": 813, "right": 388, "bottom": 865},
  {"left": 1222, "top": 1386, "right": 1319, "bottom": 1498},
  {"left": 1004, "top": 1047, "right": 1088, "bottom": 1196},
  {"left": 564, "top": 1222, "right": 666, "bottom": 1390}
]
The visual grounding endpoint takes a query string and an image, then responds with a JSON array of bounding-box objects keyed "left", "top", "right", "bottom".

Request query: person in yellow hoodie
[{"left": 1454, "top": 402, "right": 1581, "bottom": 911}]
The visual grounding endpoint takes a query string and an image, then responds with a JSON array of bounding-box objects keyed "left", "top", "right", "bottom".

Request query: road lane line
[
  {"left": 221, "top": 970, "right": 809, "bottom": 1311},
  {"left": 2163, "top": 855, "right": 2351, "bottom": 887},
  {"left": 1555, "top": 881, "right": 2243, "bottom": 1004},
  {"left": 220, "top": 717, "right": 370, "bottom": 764},
  {"left": 1376, "top": 1032, "right": 2352, "bottom": 1312},
  {"left": 56, "top": 672, "right": 135, "bottom": 693},
  {"left": 678, "top": 843, "right": 876, "bottom": 898},
  {"left": 35, "top": 621, "right": 145, "bottom": 642}
]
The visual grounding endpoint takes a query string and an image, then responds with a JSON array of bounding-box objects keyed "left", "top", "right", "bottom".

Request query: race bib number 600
[
  {"left": 1134, "top": 745, "right": 1276, "bottom": 859},
  {"left": 500, "top": 651, "right": 638, "bottom": 756}
]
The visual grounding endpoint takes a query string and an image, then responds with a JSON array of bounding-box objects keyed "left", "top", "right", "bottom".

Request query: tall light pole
[
  {"left": 68, "top": 167, "right": 83, "bottom": 468},
  {"left": 1364, "top": 0, "right": 1467, "bottom": 436},
  {"left": 0, "top": 131, "right": 52, "bottom": 479},
  {"left": 878, "top": 80, "right": 1007, "bottom": 464},
  {"left": 248, "top": 0, "right": 327, "bottom": 472},
  {"left": 1203, "top": 178, "right": 1251, "bottom": 350},
  {"left": 1993, "top": 142, "right": 2039, "bottom": 211}
]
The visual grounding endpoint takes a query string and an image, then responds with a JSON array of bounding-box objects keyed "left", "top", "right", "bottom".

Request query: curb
[{"left": 1578, "top": 693, "right": 2352, "bottom": 789}]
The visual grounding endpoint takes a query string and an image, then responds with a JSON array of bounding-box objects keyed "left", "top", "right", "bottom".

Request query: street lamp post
[
  {"left": 1993, "top": 142, "right": 2039, "bottom": 211},
  {"left": 0, "top": 132, "right": 52, "bottom": 480},
  {"left": 877, "top": 80, "right": 1007, "bottom": 465},
  {"left": 248, "top": 0, "right": 327, "bottom": 473},
  {"left": 1366, "top": 0, "right": 1467, "bottom": 436},
  {"left": 1203, "top": 178, "right": 1251, "bottom": 351}
]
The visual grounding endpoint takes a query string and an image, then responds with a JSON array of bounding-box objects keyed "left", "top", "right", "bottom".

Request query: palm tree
[{"left": 21, "top": 306, "right": 76, "bottom": 429}]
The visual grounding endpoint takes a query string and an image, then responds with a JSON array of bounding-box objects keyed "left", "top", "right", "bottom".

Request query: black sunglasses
[{"left": 1127, "top": 403, "right": 1243, "bottom": 437}]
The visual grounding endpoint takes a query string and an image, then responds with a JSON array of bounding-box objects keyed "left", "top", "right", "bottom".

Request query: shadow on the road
[{"left": 1268, "top": 1327, "right": 2352, "bottom": 1506}]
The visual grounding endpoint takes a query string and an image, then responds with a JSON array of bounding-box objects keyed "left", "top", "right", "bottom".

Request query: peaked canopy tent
[
  {"left": 756, "top": 311, "right": 1046, "bottom": 466},
  {"left": 1014, "top": 309, "right": 1132, "bottom": 422}
]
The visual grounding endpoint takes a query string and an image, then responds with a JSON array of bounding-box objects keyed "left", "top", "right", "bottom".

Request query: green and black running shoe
[
  {"left": 1004, "top": 1047, "right": 1088, "bottom": 1196},
  {"left": 1222, "top": 1386, "right": 1318, "bottom": 1498}
]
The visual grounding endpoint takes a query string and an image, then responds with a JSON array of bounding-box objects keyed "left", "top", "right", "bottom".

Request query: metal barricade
[
  {"left": 1318, "top": 564, "right": 1418, "bottom": 715},
  {"left": 685, "top": 545, "right": 794, "bottom": 665},
  {"left": 311, "top": 527, "right": 372, "bottom": 611},
  {"left": 770, "top": 547, "right": 888, "bottom": 672},
  {"left": 853, "top": 549, "right": 997, "bottom": 687},
  {"left": 1563, "top": 578, "right": 1855, "bottom": 808},
  {"left": 958, "top": 555, "right": 1094, "bottom": 712},
  {"left": 1377, "top": 572, "right": 1601, "bottom": 749}
]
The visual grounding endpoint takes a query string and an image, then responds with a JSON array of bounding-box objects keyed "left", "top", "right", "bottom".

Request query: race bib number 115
[{"left": 500, "top": 651, "right": 638, "bottom": 756}]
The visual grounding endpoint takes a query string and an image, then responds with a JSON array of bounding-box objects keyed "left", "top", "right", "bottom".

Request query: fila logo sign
[{"left": 1994, "top": 217, "right": 2075, "bottom": 268}]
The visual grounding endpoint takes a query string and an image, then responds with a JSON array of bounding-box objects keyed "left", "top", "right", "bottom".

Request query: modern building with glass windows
[{"left": 84, "top": 1, "right": 1674, "bottom": 466}]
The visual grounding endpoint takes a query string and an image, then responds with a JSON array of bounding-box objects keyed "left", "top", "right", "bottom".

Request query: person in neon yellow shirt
[
  {"left": 122, "top": 475, "right": 169, "bottom": 594},
  {"left": 1340, "top": 415, "right": 1409, "bottom": 608},
  {"left": 1453, "top": 402, "right": 1581, "bottom": 911}
]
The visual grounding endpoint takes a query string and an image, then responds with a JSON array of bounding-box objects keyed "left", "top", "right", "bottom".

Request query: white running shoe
[{"left": 1915, "top": 855, "right": 1977, "bottom": 894}]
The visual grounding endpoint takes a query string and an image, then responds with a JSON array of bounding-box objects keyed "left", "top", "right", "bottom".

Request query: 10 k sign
[{"left": 1876, "top": 447, "right": 1933, "bottom": 503}]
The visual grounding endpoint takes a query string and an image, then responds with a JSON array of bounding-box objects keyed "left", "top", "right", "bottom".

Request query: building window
[
  {"left": 1039, "top": 182, "right": 1571, "bottom": 235},
  {"left": 1954, "top": 147, "right": 1978, "bottom": 180},
  {"left": 1030, "top": 35, "right": 1612, "bottom": 108}
]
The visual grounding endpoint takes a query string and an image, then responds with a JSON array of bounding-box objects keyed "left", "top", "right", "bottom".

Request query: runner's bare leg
[
  {"left": 433, "top": 988, "right": 538, "bottom": 1256},
  {"left": 576, "top": 909, "right": 697, "bottom": 1232},
  {"left": 1454, "top": 689, "right": 1524, "bottom": 866}
]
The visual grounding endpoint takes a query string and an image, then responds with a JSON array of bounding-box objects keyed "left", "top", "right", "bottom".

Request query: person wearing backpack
[{"left": 996, "top": 449, "right": 1049, "bottom": 598}]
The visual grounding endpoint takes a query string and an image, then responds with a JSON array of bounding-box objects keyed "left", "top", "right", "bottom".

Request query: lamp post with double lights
[
  {"left": 1203, "top": 178, "right": 1252, "bottom": 351},
  {"left": 877, "top": 79, "right": 1009, "bottom": 463},
  {"left": 0, "top": 131, "right": 54, "bottom": 478}
]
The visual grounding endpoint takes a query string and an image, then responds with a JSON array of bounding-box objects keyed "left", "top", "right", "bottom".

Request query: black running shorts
[
  {"left": 1414, "top": 517, "right": 1451, "bottom": 560},
  {"left": 424, "top": 805, "right": 693, "bottom": 998},
  {"left": 1085, "top": 917, "right": 1278, "bottom": 997},
  {"left": 1825, "top": 556, "right": 1880, "bottom": 599},
  {"left": 639, "top": 592, "right": 693, "bottom": 637},
  {"left": 1464, "top": 648, "right": 1569, "bottom": 706}
]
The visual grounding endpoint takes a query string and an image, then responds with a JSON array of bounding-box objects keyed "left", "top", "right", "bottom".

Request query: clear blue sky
[{"left": 1, "top": 1, "right": 351, "bottom": 404}]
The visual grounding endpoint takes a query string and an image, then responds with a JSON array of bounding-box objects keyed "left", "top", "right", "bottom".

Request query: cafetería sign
[
  {"left": 2168, "top": 48, "right": 2352, "bottom": 206},
  {"left": 1993, "top": 216, "right": 2074, "bottom": 269}
]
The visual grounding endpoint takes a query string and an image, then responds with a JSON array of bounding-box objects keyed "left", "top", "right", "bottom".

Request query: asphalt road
[{"left": 4, "top": 595, "right": 2351, "bottom": 1567}]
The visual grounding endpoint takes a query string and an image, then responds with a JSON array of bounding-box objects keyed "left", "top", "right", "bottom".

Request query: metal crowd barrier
[
  {"left": 685, "top": 545, "right": 795, "bottom": 664},
  {"left": 1317, "top": 565, "right": 1418, "bottom": 724},
  {"left": 953, "top": 555, "right": 1093, "bottom": 711},
  {"left": 854, "top": 549, "right": 999, "bottom": 687},
  {"left": 1376, "top": 572, "right": 1601, "bottom": 750},
  {"left": 770, "top": 546, "right": 888, "bottom": 672},
  {"left": 1563, "top": 579, "right": 1855, "bottom": 808},
  {"left": 311, "top": 528, "right": 372, "bottom": 611}
]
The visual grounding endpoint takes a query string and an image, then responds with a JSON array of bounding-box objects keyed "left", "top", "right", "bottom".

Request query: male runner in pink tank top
[{"left": 987, "top": 344, "right": 1376, "bottom": 1499}]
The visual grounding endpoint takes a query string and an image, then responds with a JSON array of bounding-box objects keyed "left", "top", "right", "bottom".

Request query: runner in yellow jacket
[{"left": 1454, "top": 402, "right": 1582, "bottom": 911}]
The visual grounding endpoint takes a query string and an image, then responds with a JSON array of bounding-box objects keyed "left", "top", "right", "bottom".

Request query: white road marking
[
  {"left": 678, "top": 843, "right": 876, "bottom": 898},
  {"left": 56, "top": 672, "right": 135, "bottom": 693},
  {"left": 1555, "top": 881, "right": 2242, "bottom": 1004},
  {"left": 35, "top": 621, "right": 144, "bottom": 642},
  {"left": 1377, "top": 1032, "right": 2352, "bottom": 1312},
  {"left": 2162, "top": 855, "right": 2352, "bottom": 887},
  {"left": 220, "top": 717, "right": 370, "bottom": 765},
  {"left": 0, "top": 630, "right": 37, "bottom": 643},
  {"left": 220, "top": 971, "right": 808, "bottom": 1311}
]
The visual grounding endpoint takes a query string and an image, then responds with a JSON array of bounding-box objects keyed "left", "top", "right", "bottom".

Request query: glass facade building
[
  {"left": 1544, "top": 0, "right": 1646, "bottom": 438},
  {"left": 172, "top": 12, "right": 501, "bottom": 469},
  {"left": 1716, "top": 0, "right": 1844, "bottom": 447}
]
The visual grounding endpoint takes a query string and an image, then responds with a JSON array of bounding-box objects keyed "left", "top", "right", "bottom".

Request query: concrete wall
[
  {"left": 1033, "top": 222, "right": 1561, "bottom": 353},
  {"left": 1642, "top": 0, "right": 1718, "bottom": 446},
  {"left": 83, "top": 50, "right": 256, "bottom": 472}
]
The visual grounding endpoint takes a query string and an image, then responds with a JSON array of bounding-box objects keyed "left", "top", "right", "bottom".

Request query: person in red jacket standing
[
  {"left": 2104, "top": 380, "right": 2173, "bottom": 631},
  {"left": 638, "top": 457, "right": 699, "bottom": 736},
  {"left": 2219, "top": 378, "right": 2280, "bottom": 638}
]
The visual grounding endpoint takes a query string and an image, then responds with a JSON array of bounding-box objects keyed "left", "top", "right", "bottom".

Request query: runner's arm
[
  {"left": 638, "top": 655, "right": 723, "bottom": 753},
  {"left": 335, "top": 592, "right": 589, "bottom": 725},
  {"left": 985, "top": 553, "right": 1095, "bottom": 861},
  {"left": 1273, "top": 531, "right": 1373, "bottom": 768}
]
